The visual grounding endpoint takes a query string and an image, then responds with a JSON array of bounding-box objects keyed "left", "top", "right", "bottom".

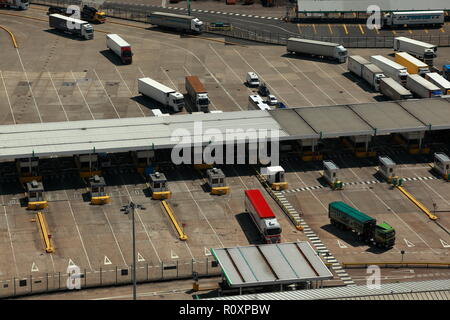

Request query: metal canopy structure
[
  {"left": 1, "top": 98, "right": 450, "bottom": 160},
  {"left": 297, "top": 0, "right": 450, "bottom": 13},
  {"left": 211, "top": 242, "right": 333, "bottom": 288},
  {"left": 207, "top": 279, "right": 450, "bottom": 300}
]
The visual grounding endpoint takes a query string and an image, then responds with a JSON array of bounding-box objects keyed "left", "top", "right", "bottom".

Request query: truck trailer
[
  {"left": 185, "top": 76, "right": 209, "bottom": 112},
  {"left": 406, "top": 74, "right": 443, "bottom": 98},
  {"left": 379, "top": 77, "right": 413, "bottom": 100},
  {"left": 425, "top": 73, "right": 450, "bottom": 95},
  {"left": 361, "top": 64, "right": 386, "bottom": 91},
  {"left": 329, "top": 201, "right": 395, "bottom": 248},
  {"left": 245, "top": 189, "right": 281, "bottom": 244},
  {"left": 147, "top": 12, "right": 203, "bottom": 33},
  {"left": 393, "top": 37, "right": 437, "bottom": 66},
  {"left": 370, "top": 55, "right": 409, "bottom": 85},
  {"left": 138, "top": 77, "right": 185, "bottom": 112},
  {"left": 0, "top": 0, "right": 28, "bottom": 10},
  {"left": 395, "top": 52, "right": 430, "bottom": 75},
  {"left": 287, "top": 38, "right": 347, "bottom": 63},
  {"left": 382, "top": 11, "right": 444, "bottom": 28},
  {"left": 347, "top": 55, "right": 371, "bottom": 77},
  {"left": 49, "top": 14, "right": 94, "bottom": 40},
  {"left": 106, "top": 34, "right": 132, "bottom": 64}
]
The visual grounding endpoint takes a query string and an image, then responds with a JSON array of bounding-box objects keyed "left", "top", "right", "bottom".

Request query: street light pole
[
  {"left": 188, "top": 0, "right": 191, "bottom": 16},
  {"left": 122, "top": 201, "right": 145, "bottom": 301}
]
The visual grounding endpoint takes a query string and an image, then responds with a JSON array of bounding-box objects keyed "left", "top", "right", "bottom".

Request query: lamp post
[
  {"left": 122, "top": 201, "right": 145, "bottom": 300},
  {"left": 187, "top": 0, "right": 191, "bottom": 16}
]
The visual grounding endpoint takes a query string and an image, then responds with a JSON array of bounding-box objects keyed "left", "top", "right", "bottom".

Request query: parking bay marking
[
  {"left": 138, "top": 252, "right": 145, "bottom": 262},
  {"left": 104, "top": 256, "right": 112, "bottom": 265},
  {"left": 404, "top": 239, "right": 415, "bottom": 248},
  {"left": 337, "top": 240, "right": 348, "bottom": 249},
  {"left": 31, "top": 262, "right": 39, "bottom": 272},
  {"left": 440, "top": 239, "right": 450, "bottom": 248},
  {"left": 171, "top": 250, "right": 179, "bottom": 259}
]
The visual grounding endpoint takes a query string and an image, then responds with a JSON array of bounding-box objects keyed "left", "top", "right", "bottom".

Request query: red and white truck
[
  {"left": 106, "top": 34, "right": 133, "bottom": 64},
  {"left": 244, "top": 189, "right": 282, "bottom": 244}
]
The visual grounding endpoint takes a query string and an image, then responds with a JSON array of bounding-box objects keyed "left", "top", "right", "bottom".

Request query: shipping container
[
  {"left": 393, "top": 37, "right": 437, "bottom": 65},
  {"left": 425, "top": 73, "right": 450, "bottom": 95},
  {"left": 370, "top": 55, "right": 409, "bottom": 84},
  {"left": 347, "top": 55, "right": 371, "bottom": 77},
  {"left": 287, "top": 38, "right": 347, "bottom": 63},
  {"left": 361, "top": 64, "right": 386, "bottom": 91},
  {"left": 395, "top": 52, "right": 429, "bottom": 75},
  {"left": 147, "top": 12, "right": 203, "bottom": 33},
  {"left": 379, "top": 77, "right": 413, "bottom": 100},
  {"left": 406, "top": 74, "right": 442, "bottom": 98}
]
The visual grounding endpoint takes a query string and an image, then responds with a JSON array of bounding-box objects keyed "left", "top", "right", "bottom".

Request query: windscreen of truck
[
  {"left": 85, "top": 28, "right": 93, "bottom": 33},
  {"left": 339, "top": 50, "right": 347, "bottom": 56},
  {"left": 175, "top": 99, "right": 184, "bottom": 105},
  {"left": 198, "top": 98, "right": 209, "bottom": 105},
  {"left": 122, "top": 50, "right": 132, "bottom": 57},
  {"left": 266, "top": 227, "right": 281, "bottom": 235}
]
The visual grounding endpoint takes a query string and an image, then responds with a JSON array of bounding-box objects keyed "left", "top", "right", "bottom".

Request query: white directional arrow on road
[
  {"left": 404, "top": 239, "right": 415, "bottom": 247},
  {"left": 440, "top": 239, "right": 450, "bottom": 248},
  {"left": 31, "top": 262, "right": 39, "bottom": 272},
  {"left": 337, "top": 240, "right": 348, "bottom": 249},
  {"left": 68, "top": 259, "right": 76, "bottom": 267},
  {"left": 104, "top": 256, "right": 112, "bottom": 265},
  {"left": 171, "top": 250, "right": 179, "bottom": 259},
  {"left": 137, "top": 252, "right": 145, "bottom": 262},
  {"left": 204, "top": 247, "right": 212, "bottom": 256}
]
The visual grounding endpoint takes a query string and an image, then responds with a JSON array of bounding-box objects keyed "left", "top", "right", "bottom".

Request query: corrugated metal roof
[
  {"left": 297, "top": 0, "right": 450, "bottom": 13},
  {"left": 211, "top": 242, "right": 333, "bottom": 288},
  {"left": 207, "top": 279, "right": 450, "bottom": 300}
]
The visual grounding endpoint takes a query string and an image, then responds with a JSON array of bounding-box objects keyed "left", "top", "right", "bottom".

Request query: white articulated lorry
[
  {"left": 287, "top": 38, "right": 348, "bottom": 63},
  {"left": 361, "top": 64, "right": 386, "bottom": 91},
  {"left": 393, "top": 37, "right": 437, "bottom": 65},
  {"left": 49, "top": 14, "right": 94, "bottom": 40},
  {"left": 370, "top": 55, "right": 409, "bottom": 85},
  {"left": 383, "top": 11, "right": 444, "bottom": 28},
  {"left": 406, "top": 74, "right": 443, "bottom": 98},
  {"left": 425, "top": 73, "right": 450, "bottom": 95},
  {"left": 138, "top": 78, "right": 185, "bottom": 112},
  {"left": 185, "top": 76, "right": 209, "bottom": 112},
  {"left": 147, "top": 12, "right": 203, "bottom": 33},
  {"left": 0, "top": 0, "right": 28, "bottom": 10},
  {"left": 106, "top": 34, "right": 132, "bottom": 64},
  {"left": 380, "top": 77, "right": 413, "bottom": 100},
  {"left": 347, "top": 55, "right": 371, "bottom": 77}
]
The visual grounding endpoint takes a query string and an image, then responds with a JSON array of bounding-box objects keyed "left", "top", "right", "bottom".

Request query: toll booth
[
  {"left": 298, "top": 139, "right": 322, "bottom": 161},
  {"left": 75, "top": 154, "right": 101, "bottom": 178},
  {"left": 379, "top": 156, "right": 403, "bottom": 186},
  {"left": 434, "top": 152, "right": 450, "bottom": 181},
  {"left": 26, "top": 180, "right": 48, "bottom": 210},
  {"left": 89, "top": 175, "right": 110, "bottom": 205},
  {"left": 16, "top": 157, "right": 40, "bottom": 183},
  {"left": 342, "top": 136, "right": 376, "bottom": 158},
  {"left": 323, "top": 160, "right": 343, "bottom": 190},
  {"left": 262, "top": 166, "right": 288, "bottom": 191},
  {"left": 133, "top": 150, "right": 155, "bottom": 174},
  {"left": 148, "top": 172, "right": 171, "bottom": 200},
  {"left": 206, "top": 168, "right": 230, "bottom": 195},
  {"left": 395, "top": 132, "right": 429, "bottom": 154}
]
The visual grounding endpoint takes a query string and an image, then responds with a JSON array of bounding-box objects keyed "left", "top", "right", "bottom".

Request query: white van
[{"left": 246, "top": 72, "right": 260, "bottom": 87}]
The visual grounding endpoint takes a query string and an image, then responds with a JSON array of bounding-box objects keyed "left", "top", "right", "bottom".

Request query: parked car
[{"left": 266, "top": 94, "right": 278, "bottom": 106}]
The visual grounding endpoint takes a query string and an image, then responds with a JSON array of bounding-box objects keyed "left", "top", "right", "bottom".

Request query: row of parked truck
[{"left": 347, "top": 37, "right": 450, "bottom": 101}]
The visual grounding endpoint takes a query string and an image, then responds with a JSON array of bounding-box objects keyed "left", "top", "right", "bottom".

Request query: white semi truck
[
  {"left": 361, "top": 64, "right": 386, "bottom": 92},
  {"left": 370, "top": 55, "right": 409, "bottom": 85},
  {"left": 185, "top": 76, "right": 209, "bottom": 112},
  {"left": 138, "top": 77, "right": 185, "bottom": 113},
  {"left": 380, "top": 77, "right": 413, "bottom": 100},
  {"left": 383, "top": 11, "right": 444, "bottom": 28},
  {"left": 347, "top": 55, "right": 371, "bottom": 77},
  {"left": 106, "top": 34, "right": 132, "bottom": 64},
  {"left": 425, "top": 73, "right": 450, "bottom": 95},
  {"left": 0, "top": 0, "right": 28, "bottom": 9},
  {"left": 49, "top": 14, "right": 93, "bottom": 40},
  {"left": 147, "top": 12, "right": 203, "bottom": 33},
  {"left": 393, "top": 37, "right": 437, "bottom": 65},
  {"left": 287, "top": 38, "right": 348, "bottom": 63},
  {"left": 406, "top": 74, "right": 443, "bottom": 98}
]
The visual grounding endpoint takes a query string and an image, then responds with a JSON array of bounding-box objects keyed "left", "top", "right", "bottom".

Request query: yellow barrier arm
[
  {"left": 397, "top": 186, "right": 438, "bottom": 220},
  {"left": 36, "top": 212, "right": 54, "bottom": 253},
  {"left": 161, "top": 200, "right": 188, "bottom": 241}
]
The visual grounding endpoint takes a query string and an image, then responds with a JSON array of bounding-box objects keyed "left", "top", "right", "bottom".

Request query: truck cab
[
  {"left": 169, "top": 92, "right": 185, "bottom": 112},
  {"left": 374, "top": 222, "right": 396, "bottom": 248},
  {"left": 444, "top": 65, "right": 450, "bottom": 80},
  {"left": 246, "top": 72, "right": 260, "bottom": 87},
  {"left": 196, "top": 93, "right": 209, "bottom": 112},
  {"left": 16, "top": 0, "right": 28, "bottom": 9},
  {"left": 263, "top": 219, "right": 282, "bottom": 243},
  {"left": 81, "top": 23, "right": 94, "bottom": 40},
  {"left": 191, "top": 18, "right": 203, "bottom": 32},
  {"left": 336, "top": 45, "right": 348, "bottom": 63}
]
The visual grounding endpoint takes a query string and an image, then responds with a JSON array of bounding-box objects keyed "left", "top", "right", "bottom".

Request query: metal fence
[
  {"left": 0, "top": 258, "right": 221, "bottom": 299},
  {"left": 31, "top": 0, "right": 450, "bottom": 47}
]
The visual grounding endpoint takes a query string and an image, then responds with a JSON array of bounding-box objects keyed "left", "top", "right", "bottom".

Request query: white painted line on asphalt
[
  {"left": 137, "top": 252, "right": 145, "bottom": 262},
  {"left": 101, "top": 207, "right": 128, "bottom": 267},
  {"left": 121, "top": 182, "right": 162, "bottom": 263},
  {"left": 104, "top": 256, "right": 112, "bottom": 265},
  {"left": 259, "top": 53, "right": 314, "bottom": 106},
  {"left": 47, "top": 71, "right": 69, "bottom": 121},
  {"left": 0, "top": 70, "right": 16, "bottom": 124},
  {"left": 31, "top": 262, "right": 39, "bottom": 272},
  {"left": 93, "top": 69, "right": 121, "bottom": 118},
  {"left": 64, "top": 190, "right": 93, "bottom": 270},
  {"left": 15, "top": 48, "right": 43, "bottom": 123},
  {"left": 70, "top": 71, "right": 95, "bottom": 120},
  {"left": 2, "top": 206, "right": 19, "bottom": 277},
  {"left": 114, "top": 66, "right": 146, "bottom": 117}
]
